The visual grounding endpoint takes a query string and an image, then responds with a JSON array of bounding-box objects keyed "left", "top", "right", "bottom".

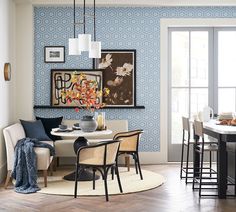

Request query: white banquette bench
[
  {"left": 55, "top": 120, "right": 128, "bottom": 162},
  {"left": 3, "top": 123, "right": 54, "bottom": 188},
  {"left": 3, "top": 120, "right": 128, "bottom": 187}
]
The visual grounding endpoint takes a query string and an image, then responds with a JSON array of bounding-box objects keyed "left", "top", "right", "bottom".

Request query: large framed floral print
[{"left": 95, "top": 49, "right": 136, "bottom": 107}]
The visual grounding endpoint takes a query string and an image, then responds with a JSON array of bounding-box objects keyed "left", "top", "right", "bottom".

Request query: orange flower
[{"left": 63, "top": 72, "right": 110, "bottom": 112}]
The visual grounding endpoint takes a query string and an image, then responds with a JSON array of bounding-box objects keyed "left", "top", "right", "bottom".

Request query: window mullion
[
  {"left": 208, "top": 28, "right": 214, "bottom": 110},
  {"left": 213, "top": 27, "right": 219, "bottom": 114},
  {"left": 189, "top": 31, "right": 191, "bottom": 119}
]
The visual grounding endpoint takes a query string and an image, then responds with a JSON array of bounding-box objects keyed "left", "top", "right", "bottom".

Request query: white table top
[
  {"left": 51, "top": 128, "right": 112, "bottom": 138},
  {"left": 204, "top": 120, "right": 236, "bottom": 135}
]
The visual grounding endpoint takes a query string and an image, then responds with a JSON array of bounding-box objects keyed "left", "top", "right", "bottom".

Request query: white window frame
[
  {"left": 214, "top": 27, "right": 236, "bottom": 113},
  {"left": 160, "top": 19, "right": 236, "bottom": 163},
  {"left": 168, "top": 27, "right": 213, "bottom": 161}
]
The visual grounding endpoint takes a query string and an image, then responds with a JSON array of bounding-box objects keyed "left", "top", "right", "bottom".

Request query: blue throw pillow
[
  {"left": 20, "top": 119, "right": 52, "bottom": 141},
  {"left": 36, "top": 116, "right": 63, "bottom": 141}
]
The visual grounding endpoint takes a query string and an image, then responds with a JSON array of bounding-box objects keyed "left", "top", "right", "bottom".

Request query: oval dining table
[{"left": 51, "top": 128, "right": 112, "bottom": 181}]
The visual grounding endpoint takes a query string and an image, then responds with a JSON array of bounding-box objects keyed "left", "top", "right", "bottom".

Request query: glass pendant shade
[
  {"left": 89, "top": 41, "right": 101, "bottom": 58},
  {"left": 78, "top": 34, "right": 91, "bottom": 51},
  {"left": 69, "top": 38, "right": 81, "bottom": 55}
]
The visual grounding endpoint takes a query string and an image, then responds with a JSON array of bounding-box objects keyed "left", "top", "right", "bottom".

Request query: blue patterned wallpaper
[{"left": 34, "top": 6, "right": 236, "bottom": 152}]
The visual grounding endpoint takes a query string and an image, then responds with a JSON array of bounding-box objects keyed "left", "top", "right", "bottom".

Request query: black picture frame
[
  {"left": 95, "top": 49, "right": 137, "bottom": 107},
  {"left": 50, "top": 69, "right": 103, "bottom": 107},
  {"left": 44, "top": 46, "right": 65, "bottom": 63}
]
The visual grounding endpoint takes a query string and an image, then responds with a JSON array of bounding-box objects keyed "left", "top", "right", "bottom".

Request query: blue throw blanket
[{"left": 12, "top": 138, "right": 55, "bottom": 194}]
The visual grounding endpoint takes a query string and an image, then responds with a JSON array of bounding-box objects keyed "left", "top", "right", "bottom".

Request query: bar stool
[
  {"left": 180, "top": 117, "right": 195, "bottom": 184},
  {"left": 192, "top": 120, "right": 218, "bottom": 197}
]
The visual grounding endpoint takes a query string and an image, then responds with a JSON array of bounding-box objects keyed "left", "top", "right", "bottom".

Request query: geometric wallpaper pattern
[{"left": 34, "top": 6, "right": 236, "bottom": 152}]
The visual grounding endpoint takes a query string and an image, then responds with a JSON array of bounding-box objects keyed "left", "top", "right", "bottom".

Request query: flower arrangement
[{"left": 61, "top": 72, "right": 110, "bottom": 112}]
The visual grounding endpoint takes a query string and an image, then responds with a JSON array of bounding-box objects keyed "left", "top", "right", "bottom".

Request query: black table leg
[
  {"left": 63, "top": 136, "right": 100, "bottom": 182},
  {"left": 218, "top": 134, "right": 227, "bottom": 199}
]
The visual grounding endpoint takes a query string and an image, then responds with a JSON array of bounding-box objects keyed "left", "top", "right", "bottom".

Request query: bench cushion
[
  {"left": 35, "top": 141, "right": 54, "bottom": 169},
  {"left": 55, "top": 139, "right": 75, "bottom": 157},
  {"left": 3, "top": 123, "right": 54, "bottom": 171}
]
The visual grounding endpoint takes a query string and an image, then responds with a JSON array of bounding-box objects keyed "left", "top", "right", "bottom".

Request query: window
[
  {"left": 217, "top": 29, "right": 236, "bottom": 113},
  {"left": 168, "top": 27, "right": 236, "bottom": 161},
  {"left": 169, "top": 28, "right": 210, "bottom": 145}
]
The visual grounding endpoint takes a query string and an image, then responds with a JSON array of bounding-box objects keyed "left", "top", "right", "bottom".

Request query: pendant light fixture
[
  {"left": 89, "top": 0, "right": 101, "bottom": 58},
  {"left": 68, "top": 0, "right": 81, "bottom": 55},
  {"left": 68, "top": 0, "right": 101, "bottom": 58}
]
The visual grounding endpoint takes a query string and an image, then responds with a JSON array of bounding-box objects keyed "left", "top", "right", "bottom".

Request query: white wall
[
  {"left": 0, "top": 0, "right": 16, "bottom": 183},
  {"left": 15, "top": 3, "right": 34, "bottom": 121}
]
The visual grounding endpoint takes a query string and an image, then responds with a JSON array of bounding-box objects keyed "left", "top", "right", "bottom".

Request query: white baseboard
[{"left": 0, "top": 162, "right": 7, "bottom": 183}]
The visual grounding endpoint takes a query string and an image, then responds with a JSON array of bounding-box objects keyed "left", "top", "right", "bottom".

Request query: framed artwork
[
  {"left": 95, "top": 49, "right": 136, "bottom": 107},
  {"left": 44, "top": 46, "right": 65, "bottom": 63},
  {"left": 51, "top": 69, "right": 103, "bottom": 107}
]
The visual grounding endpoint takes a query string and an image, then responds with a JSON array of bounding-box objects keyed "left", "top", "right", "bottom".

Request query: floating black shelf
[{"left": 34, "top": 105, "right": 145, "bottom": 109}]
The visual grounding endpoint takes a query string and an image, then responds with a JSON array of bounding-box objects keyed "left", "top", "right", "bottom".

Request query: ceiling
[{"left": 13, "top": 0, "right": 236, "bottom": 7}]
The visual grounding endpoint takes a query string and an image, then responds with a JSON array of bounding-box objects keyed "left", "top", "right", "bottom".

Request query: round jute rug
[{"left": 37, "top": 167, "right": 165, "bottom": 196}]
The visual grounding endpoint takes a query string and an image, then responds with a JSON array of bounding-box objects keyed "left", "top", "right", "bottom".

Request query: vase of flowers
[{"left": 61, "top": 72, "right": 109, "bottom": 132}]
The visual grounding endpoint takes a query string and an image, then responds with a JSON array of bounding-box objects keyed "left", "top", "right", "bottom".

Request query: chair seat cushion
[{"left": 198, "top": 144, "right": 218, "bottom": 151}]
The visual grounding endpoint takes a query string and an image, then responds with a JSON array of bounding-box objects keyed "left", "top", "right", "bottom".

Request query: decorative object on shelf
[
  {"left": 68, "top": 0, "right": 101, "bottom": 58},
  {"left": 79, "top": 115, "right": 98, "bottom": 132},
  {"left": 51, "top": 69, "right": 103, "bottom": 107},
  {"left": 95, "top": 49, "right": 136, "bottom": 107},
  {"left": 95, "top": 112, "right": 106, "bottom": 130},
  {"left": 4, "top": 63, "right": 11, "bottom": 81},
  {"left": 44, "top": 46, "right": 65, "bottom": 63}
]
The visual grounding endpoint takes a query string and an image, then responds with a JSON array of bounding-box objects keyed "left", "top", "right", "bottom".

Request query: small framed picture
[{"left": 44, "top": 46, "right": 65, "bottom": 63}]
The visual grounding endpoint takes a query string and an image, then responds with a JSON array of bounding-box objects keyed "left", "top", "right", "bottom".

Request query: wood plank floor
[{"left": 0, "top": 165, "right": 236, "bottom": 212}]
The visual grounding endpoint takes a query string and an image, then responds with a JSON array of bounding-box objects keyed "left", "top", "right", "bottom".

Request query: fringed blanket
[{"left": 12, "top": 138, "right": 55, "bottom": 194}]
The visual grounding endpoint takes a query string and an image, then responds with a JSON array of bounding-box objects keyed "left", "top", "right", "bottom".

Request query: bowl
[
  {"left": 59, "top": 124, "right": 67, "bottom": 130},
  {"left": 74, "top": 123, "right": 80, "bottom": 127}
]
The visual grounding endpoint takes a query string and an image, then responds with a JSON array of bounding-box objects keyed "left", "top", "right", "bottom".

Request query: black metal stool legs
[
  {"left": 180, "top": 129, "right": 185, "bottom": 179},
  {"left": 185, "top": 141, "right": 190, "bottom": 184}
]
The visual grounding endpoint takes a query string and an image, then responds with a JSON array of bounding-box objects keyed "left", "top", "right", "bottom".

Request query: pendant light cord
[
  {"left": 83, "top": 0, "right": 86, "bottom": 34},
  {"left": 94, "top": 0, "right": 96, "bottom": 41},
  {"left": 73, "top": 0, "right": 76, "bottom": 38}
]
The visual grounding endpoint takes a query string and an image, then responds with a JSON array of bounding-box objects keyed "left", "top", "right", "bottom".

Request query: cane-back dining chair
[
  {"left": 74, "top": 140, "right": 123, "bottom": 201},
  {"left": 113, "top": 129, "right": 144, "bottom": 180}
]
